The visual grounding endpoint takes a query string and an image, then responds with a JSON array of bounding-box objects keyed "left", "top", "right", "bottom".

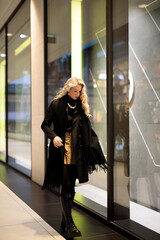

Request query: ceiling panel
[{"left": 0, "top": 0, "right": 21, "bottom": 29}]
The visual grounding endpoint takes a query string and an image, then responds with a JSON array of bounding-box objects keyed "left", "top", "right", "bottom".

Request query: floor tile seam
[
  {"left": 93, "top": 231, "right": 120, "bottom": 237},
  {"left": 0, "top": 220, "right": 45, "bottom": 228},
  {"left": 0, "top": 181, "right": 60, "bottom": 207},
  {"left": 0, "top": 222, "right": 64, "bottom": 240},
  {"left": 0, "top": 181, "right": 64, "bottom": 239},
  {"left": 100, "top": 231, "right": 129, "bottom": 239},
  {"left": 35, "top": 202, "right": 61, "bottom": 207},
  {"left": 0, "top": 182, "right": 48, "bottom": 225},
  {"left": 0, "top": 181, "right": 29, "bottom": 210},
  {"left": 0, "top": 208, "right": 63, "bottom": 239},
  {"left": 33, "top": 220, "right": 65, "bottom": 240},
  {"left": 0, "top": 181, "right": 46, "bottom": 222},
  {"left": 0, "top": 181, "right": 24, "bottom": 200},
  {"left": 0, "top": 182, "right": 62, "bottom": 233},
  {"left": 81, "top": 232, "right": 117, "bottom": 239}
]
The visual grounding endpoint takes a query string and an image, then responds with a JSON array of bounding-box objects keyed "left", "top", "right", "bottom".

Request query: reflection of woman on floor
[{"left": 41, "top": 77, "right": 107, "bottom": 238}]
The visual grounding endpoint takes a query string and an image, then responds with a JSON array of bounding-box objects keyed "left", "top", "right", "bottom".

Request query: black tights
[{"left": 61, "top": 164, "right": 77, "bottom": 196}]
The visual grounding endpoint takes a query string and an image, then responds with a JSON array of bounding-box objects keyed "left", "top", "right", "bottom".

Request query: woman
[{"left": 41, "top": 77, "right": 107, "bottom": 238}]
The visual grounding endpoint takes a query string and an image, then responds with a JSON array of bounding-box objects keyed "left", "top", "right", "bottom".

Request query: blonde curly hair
[{"left": 54, "top": 77, "right": 90, "bottom": 117}]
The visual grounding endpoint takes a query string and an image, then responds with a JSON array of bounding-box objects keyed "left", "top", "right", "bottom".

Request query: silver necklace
[{"left": 67, "top": 102, "right": 77, "bottom": 109}]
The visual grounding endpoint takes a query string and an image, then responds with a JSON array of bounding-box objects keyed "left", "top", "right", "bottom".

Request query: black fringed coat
[{"left": 41, "top": 95, "right": 107, "bottom": 189}]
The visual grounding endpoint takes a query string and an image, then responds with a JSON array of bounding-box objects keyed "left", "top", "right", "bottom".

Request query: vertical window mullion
[{"left": 107, "top": 0, "right": 114, "bottom": 221}]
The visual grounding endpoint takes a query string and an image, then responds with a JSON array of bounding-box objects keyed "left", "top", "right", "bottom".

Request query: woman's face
[{"left": 68, "top": 84, "right": 82, "bottom": 100}]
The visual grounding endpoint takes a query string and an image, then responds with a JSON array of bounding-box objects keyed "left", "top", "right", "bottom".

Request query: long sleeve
[{"left": 41, "top": 101, "right": 57, "bottom": 140}]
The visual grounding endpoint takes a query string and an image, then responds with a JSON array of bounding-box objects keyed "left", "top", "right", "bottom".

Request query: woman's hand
[{"left": 53, "top": 136, "right": 63, "bottom": 148}]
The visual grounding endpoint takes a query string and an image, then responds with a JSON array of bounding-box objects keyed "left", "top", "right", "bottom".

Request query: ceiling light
[
  {"left": 118, "top": 74, "right": 124, "bottom": 80},
  {"left": 99, "top": 73, "right": 106, "bottom": 80},
  {"left": 138, "top": 4, "right": 148, "bottom": 8},
  {"left": 93, "top": 83, "right": 97, "bottom": 88},
  {"left": 20, "top": 34, "right": 28, "bottom": 38},
  {"left": 0, "top": 53, "right": 6, "bottom": 57},
  {"left": 7, "top": 33, "right": 13, "bottom": 37}
]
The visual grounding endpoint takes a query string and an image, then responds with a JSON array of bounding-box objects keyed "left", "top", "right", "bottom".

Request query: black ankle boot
[{"left": 60, "top": 193, "right": 81, "bottom": 238}]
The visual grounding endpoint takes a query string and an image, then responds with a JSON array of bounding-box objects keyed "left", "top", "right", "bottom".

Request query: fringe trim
[{"left": 88, "top": 162, "right": 108, "bottom": 174}]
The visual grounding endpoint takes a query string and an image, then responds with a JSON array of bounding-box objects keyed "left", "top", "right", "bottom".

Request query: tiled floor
[
  {"left": 0, "top": 163, "right": 130, "bottom": 240},
  {"left": 0, "top": 181, "right": 64, "bottom": 240}
]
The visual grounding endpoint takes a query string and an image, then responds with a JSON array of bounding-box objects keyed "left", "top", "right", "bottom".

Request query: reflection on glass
[
  {"left": 78, "top": 0, "right": 107, "bottom": 217},
  {"left": 112, "top": 0, "right": 129, "bottom": 220},
  {"left": 71, "top": 0, "right": 82, "bottom": 78},
  {"left": 129, "top": 0, "right": 160, "bottom": 233},
  {"left": 47, "top": 0, "right": 107, "bottom": 217},
  {"left": 47, "top": 0, "right": 71, "bottom": 103},
  {"left": 7, "top": 1, "right": 31, "bottom": 176},
  {"left": 0, "top": 30, "right": 6, "bottom": 162}
]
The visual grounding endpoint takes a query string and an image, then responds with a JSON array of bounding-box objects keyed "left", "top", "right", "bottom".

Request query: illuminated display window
[{"left": 0, "top": 30, "right": 6, "bottom": 162}]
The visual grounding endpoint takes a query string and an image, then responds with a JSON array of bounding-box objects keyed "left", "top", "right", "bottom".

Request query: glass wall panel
[
  {"left": 113, "top": 0, "right": 160, "bottom": 235},
  {"left": 0, "top": 30, "right": 6, "bottom": 162},
  {"left": 7, "top": 0, "right": 31, "bottom": 176},
  {"left": 129, "top": 0, "right": 160, "bottom": 233},
  {"left": 47, "top": 0, "right": 107, "bottom": 217}
]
